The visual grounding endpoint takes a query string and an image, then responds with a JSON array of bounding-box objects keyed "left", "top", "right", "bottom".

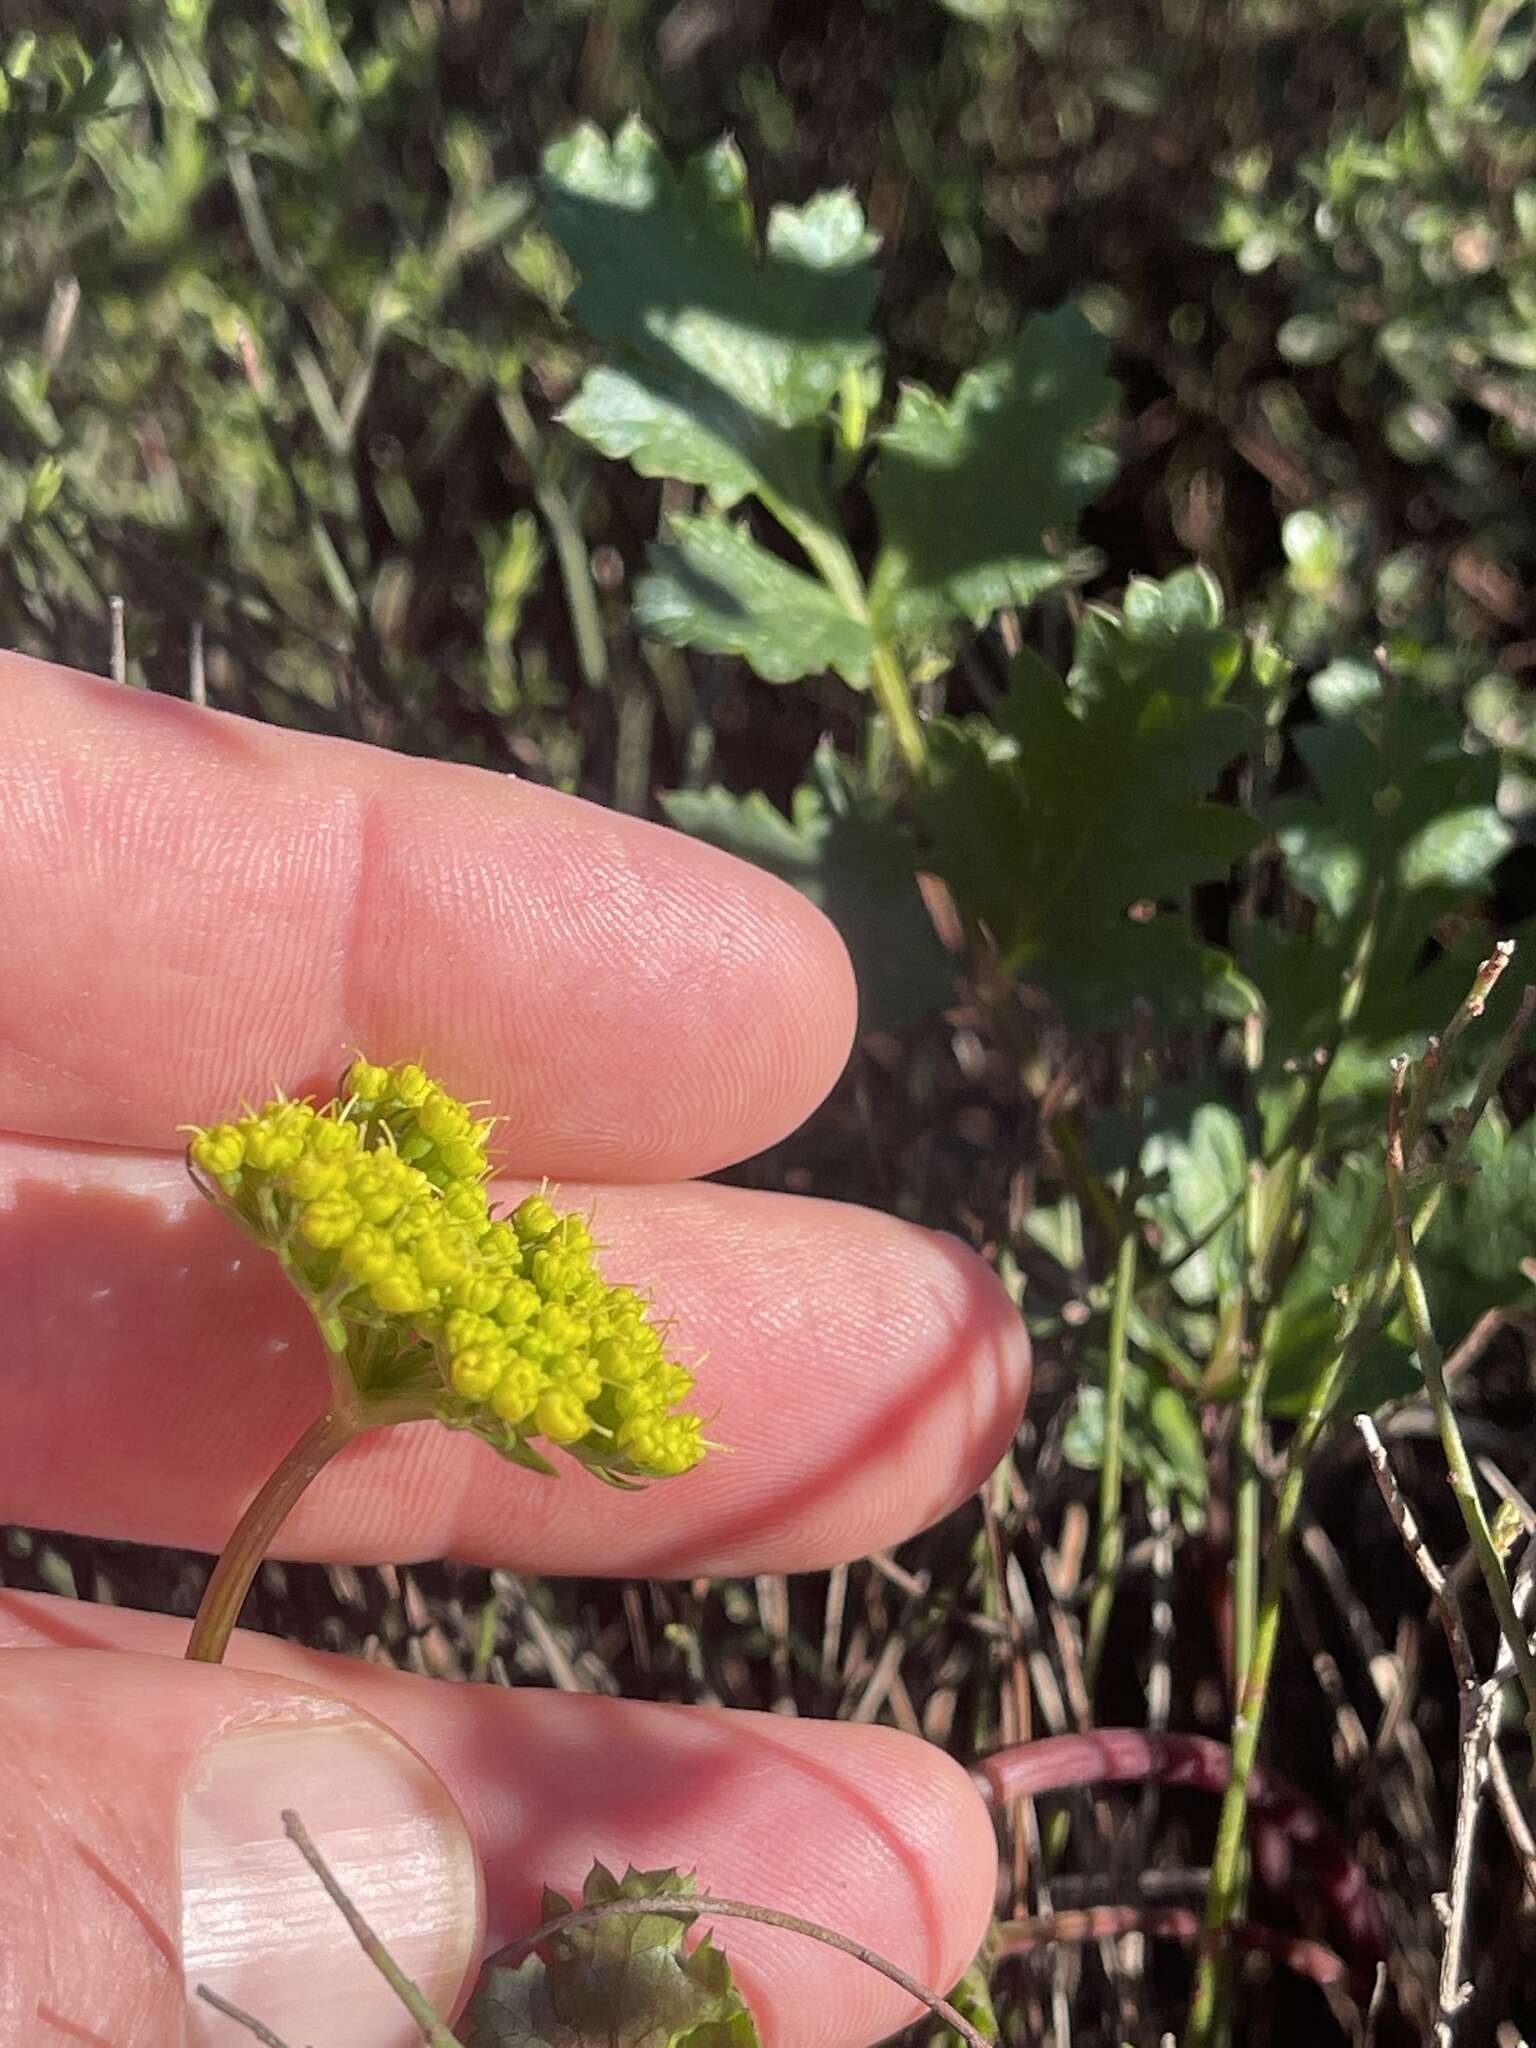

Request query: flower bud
[{"left": 186, "top": 1057, "right": 708, "bottom": 1480}]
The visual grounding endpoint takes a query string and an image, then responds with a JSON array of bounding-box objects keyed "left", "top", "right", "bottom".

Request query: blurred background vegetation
[
  {"left": 6, "top": 3, "right": 1536, "bottom": 2044},
  {"left": 6, "top": 0, "right": 1534, "bottom": 779}
]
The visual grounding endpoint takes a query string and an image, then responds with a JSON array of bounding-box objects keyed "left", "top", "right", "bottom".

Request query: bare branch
[{"left": 1357, "top": 1414, "right": 1489, "bottom": 2042}]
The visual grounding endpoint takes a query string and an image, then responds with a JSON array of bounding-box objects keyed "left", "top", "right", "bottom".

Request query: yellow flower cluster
[{"left": 188, "top": 1058, "right": 706, "bottom": 1482}]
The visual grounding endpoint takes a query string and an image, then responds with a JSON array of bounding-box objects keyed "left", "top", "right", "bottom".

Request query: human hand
[{"left": 0, "top": 655, "right": 1028, "bottom": 2047}]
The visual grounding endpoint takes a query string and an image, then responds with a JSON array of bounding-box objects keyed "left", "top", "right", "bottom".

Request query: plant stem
[
  {"left": 1186, "top": 1253, "right": 1428, "bottom": 2041},
  {"left": 869, "top": 640, "right": 928, "bottom": 779},
  {"left": 1185, "top": 972, "right": 1536, "bottom": 2047},
  {"left": 1182, "top": 1337, "right": 1354, "bottom": 2048},
  {"left": 1083, "top": 1223, "right": 1138, "bottom": 1688},
  {"left": 281, "top": 1812, "right": 460, "bottom": 2048},
  {"left": 185, "top": 1407, "right": 359, "bottom": 1665},
  {"left": 972, "top": 1729, "right": 1386, "bottom": 1967},
  {"left": 496, "top": 383, "right": 609, "bottom": 693},
  {"left": 761, "top": 483, "right": 929, "bottom": 779},
  {"left": 1232, "top": 1161, "right": 1269, "bottom": 1694},
  {"left": 195, "top": 1986, "right": 299, "bottom": 2048},
  {"left": 1188, "top": 696, "right": 1404, "bottom": 2044},
  {"left": 1385, "top": 1060, "right": 1536, "bottom": 1736},
  {"left": 1231, "top": 1370, "right": 1264, "bottom": 1697}
]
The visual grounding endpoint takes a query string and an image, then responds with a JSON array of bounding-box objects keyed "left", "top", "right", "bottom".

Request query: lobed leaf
[
  {"left": 543, "top": 118, "right": 880, "bottom": 510},
  {"left": 1264, "top": 1154, "right": 1418, "bottom": 1416},
  {"left": 917, "top": 569, "right": 1262, "bottom": 1034},
  {"left": 461, "top": 1862, "right": 761, "bottom": 2048},
  {"left": 636, "top": 515, "right": 872, "bottom": 684},
  {"left": 1064, "top": 1362, "right": 1209, "bottom": 1527},
  {"left": 559, "top": 365, "right": 762, "bottom": 507},
  {"left": 1408, "top": 1108, "right": 1536, "bottom": 1352},
  {"left": 868, "top": 309, "right": 1119, "bottom": 639},
  {"left": 1139, "top": 1102, "right": 1248, "bottom": 1308}
]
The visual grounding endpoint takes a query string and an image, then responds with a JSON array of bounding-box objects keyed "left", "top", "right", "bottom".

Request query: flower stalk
[{"left": 186, "top": 1407, "right": 360, "bottom": 1665}]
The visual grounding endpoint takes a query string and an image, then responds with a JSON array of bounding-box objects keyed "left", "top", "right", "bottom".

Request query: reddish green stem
[{"left": 185, "top": 1407, "right": 358, "bottom": 1664}]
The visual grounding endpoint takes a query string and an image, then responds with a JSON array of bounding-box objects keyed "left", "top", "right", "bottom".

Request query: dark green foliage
[
  {"left": 868, "top": 311, "right": 1118, "bottom": 639},
  {"left": 1253, "top": 659, "right": 1518, "bottom": 1119},
  {"left": 1211, "top": 1, "right": 1536, "bottom": 631},
  {"left": 637, "top": 516, "right": 874, "bottom": 684},
  {"left": 544, "top": 120, "right": 880, "bottom": 513},
  {"left": 1414, "top": 1109, "right": 1536, "bottom": 1362},
  {"left": 0, "top": 32, "right": 124, "bottom": 203},
  {"left": 918, "top": 570, "right": 1263, "bottom": 1033},
  {"left": 664, "top": 745, "right": 953, "bottom": 1032},
  {"left": 546, "top": 120, "right": 1120, "bottom": 695},
  {"left": 1262, "top": 1153, "right": 1419, "bottom": 1416}
]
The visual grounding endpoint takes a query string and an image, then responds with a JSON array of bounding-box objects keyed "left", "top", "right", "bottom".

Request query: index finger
[{"left": 0, "top": 656, "right": 855, "bottom": 1178}]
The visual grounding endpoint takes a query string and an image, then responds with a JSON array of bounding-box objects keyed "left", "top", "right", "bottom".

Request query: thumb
[{"left": 3, "top": 1646, "right": 484, "bottom": 2047}]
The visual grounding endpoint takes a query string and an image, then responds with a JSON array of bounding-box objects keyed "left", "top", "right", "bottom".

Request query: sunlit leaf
[
  {"left": 636, "top": 515, "right": 872, "bottom": 683},
  {"left": 543, "top": 119, "right": 880, "bottom": 511},
  {"left": 869, "top": 310, "right": 1118, "bottom": 639},
  {"left": 1257, "top": 671, "right": 1519, "bottom": 1120},
  {"left": 1140, "top": 1102, "right": 1248, "bottom": 1307}
]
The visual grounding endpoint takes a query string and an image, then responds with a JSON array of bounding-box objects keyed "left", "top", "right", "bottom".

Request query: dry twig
[{"left": 1357, "top": 1414, "right": 1485, "bottom": 2041}]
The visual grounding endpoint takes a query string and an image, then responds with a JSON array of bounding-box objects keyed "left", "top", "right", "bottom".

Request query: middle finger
[{"left": 0, "top": 1135, "right": 1027, "bottom": 1575}]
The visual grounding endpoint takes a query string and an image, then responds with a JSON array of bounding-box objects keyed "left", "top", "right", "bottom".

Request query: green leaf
[
  {"left": 637, "top": 516, "right": 872, "bottom": 683},
  {"left": 1257, "top": 673, "right": 1519, "bottom": 1116},
  {"left": 663, "top": 743, "right": 953, "bottom": 1031},
  {"left": 543, "top": 120, "right": 880, "bottom": 509},
  {"left": 1265, "top": 1154, "right": 1418, "bottom": 1416},
  {"left": 1410, "top": 1108, "right": 1536, "bottom": 1347},
  {"left": 461, "top": 1862, "right": 761, "bottom": 2048},
  {"left": 559, "top": 366, "right": 760, "bottom": 506},
  {"left": 923, "top": 1952, "right": 1001, "bottom": 2045},
  {"left": 1064, "top": 1361, "right": 1208, "bottom": 1527},
  {"left": 917, "top": 569, "right": 1262, "bottom": 1034},
  {"left": 868, "top": 310, "right": 1118, "bottom": 639},
  {"left": 1399, "top": 805, "right": 1515, "bottom": 892},
  {"left": 1139, "top": 1102, "right": 1248, "bottom": 1307},
  {"left": 1276, "top": 699, "right": 1513, "bottom": 923},
  {"left": 1262, "top": 1096, "right": 1536, "bottom": 1418}
]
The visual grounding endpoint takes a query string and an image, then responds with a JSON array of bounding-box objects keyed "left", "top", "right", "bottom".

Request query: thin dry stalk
[
  {"left": 1358, "top": 1415, "right": 1489, "bottom": 2042},
  {"left": 281, "top": 1811, "right": 459, "bottom": 2047},
  {"left": 1385, "top": 1051, "right": 1536, "bottom": 1730},
  {"left": 194, "top": 1985, "right": 297, "bottom": 2047},
  {"left": 109, "top": 594, "right": 126, "bottom": 684},
  {"left": 1487, "top": 1743, "right": 1536, "bottom": 1909},
  {"left": 1484, "top": 1546, "right": 1536, "bottom": 1900}
]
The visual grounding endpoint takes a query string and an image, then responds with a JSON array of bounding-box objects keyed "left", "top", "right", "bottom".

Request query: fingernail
[{"left": 181, "top": 1711, "right": 482, "bottom": 2047}]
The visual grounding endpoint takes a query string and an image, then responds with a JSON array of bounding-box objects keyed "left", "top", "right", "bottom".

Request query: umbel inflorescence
[{"left": 187, "top": 1057, "right": 706, "bottom": 1483}]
